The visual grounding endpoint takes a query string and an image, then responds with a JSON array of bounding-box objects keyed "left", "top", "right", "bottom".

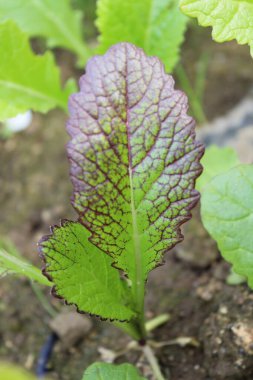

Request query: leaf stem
[
  {"left": 112, "top": 320, "right": 143, "bottom": 341},
  {"left": 145, "top": 314, "right": 170, "bottom": 332},
  {"left": 143, "top": 344, "right": 167, "bottom": 380},
  {"left": 30, "top": 281, "right": 58, "bottom": 318},
  {"left": 128, "top": 167, "right": 146, "bottom": 340},
  {"left": 113, "top": 313, "right": 170, "bottom": 342},
  {"left": 195, "top": 51, "right": 210, "bottom": 104},
  {"left": 175, "top": 63, "right": 207, "bottom": 125}
]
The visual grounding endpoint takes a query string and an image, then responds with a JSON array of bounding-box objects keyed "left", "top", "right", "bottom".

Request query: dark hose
[{"left": 36, "top": 332, "right": 59, "bottom": 378}]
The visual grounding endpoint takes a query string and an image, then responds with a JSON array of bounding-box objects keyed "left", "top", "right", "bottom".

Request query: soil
[{"left": 1, "top": 26, "right": 253, "bottom": 380}]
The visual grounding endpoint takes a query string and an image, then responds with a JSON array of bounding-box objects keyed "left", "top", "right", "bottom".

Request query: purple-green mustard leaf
[
  {"left": 67, "top": 43, "right": 204, "bottom": 315},
  {"left": 39, "top": 220, "right": 136, "bottom": 321}
]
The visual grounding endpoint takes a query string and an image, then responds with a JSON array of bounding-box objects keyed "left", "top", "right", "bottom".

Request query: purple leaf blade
[{"left": 67, "top": 42, "right": 204, "bottom": 290}]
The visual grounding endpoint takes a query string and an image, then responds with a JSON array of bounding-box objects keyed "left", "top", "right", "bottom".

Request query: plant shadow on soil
[{"left": 1, "top": 29, "right": 253, "bottom": 380}]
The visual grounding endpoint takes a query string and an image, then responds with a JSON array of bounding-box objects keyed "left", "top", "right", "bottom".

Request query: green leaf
[
  {"left": 196, "top": 145, "right": 239, "bottom": 191},
  {"left": 0, "top": 244, "right": 51, "bottom": 286},
  {"left": 226, "top": 268, "right": 245, "bottom": 286},
  {"left": 201, "top": 164, "right": 253, "bottom": 288},
  {"left": 0, "top": 20, "right": 73, "bottom": 120},
  {"left": 82, "top": 362, "right": 146, "bottom": 380},
  {"left": 180, "top": 0, "right": 253, "bottom": 57},
  {"left": 96, "top": 0, "right": 188, "bottom": 72},
  {"left": 0, "top": 363, "right": 36, "bottom": 380},
  {"left": 39, "top": 220, "right": 136, "bottom": 321},
  {"left": 0, "top": 0, "right": 90, "bottom": 65}
]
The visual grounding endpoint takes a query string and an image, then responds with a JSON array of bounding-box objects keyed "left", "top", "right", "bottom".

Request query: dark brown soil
[{"left": 1, "top": 28, "right": 253, "bottom": 380}]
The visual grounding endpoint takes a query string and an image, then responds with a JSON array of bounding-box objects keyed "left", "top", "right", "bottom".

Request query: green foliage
[
  {"left": 96, "top": 0, "right": 188, "bottom": 72},
  {"left": 196, "top": 145, "right": 239, "bottom": 191},
  {"left": 40, "top": 221, "right": 136, "bottom": 321},
  {"left": 201, "top": 164, "right": 253, "bottom": 288},
  {"left": 39, "top": 43, "right": 203, "bottom": 335},
  {"left": 0, "top": 20, "right": 75, "bottom": 121},
  {"left": 0, "top": 239, "right": 51, "bottom": 286},
  {"left": 180, "top": 0, "right": 253, "bottom": 57},
  {"left": 82, "top": 362, "right": 146, "bottom": 380},
  {"left": 0, "top": 363, "right": 36, "bottom": 380},
  {"left": 0, "top": 0, "right": 90, "bottom": 65},
  {"left": 226, "top": 268, "right": 245, "bottom": 286}
]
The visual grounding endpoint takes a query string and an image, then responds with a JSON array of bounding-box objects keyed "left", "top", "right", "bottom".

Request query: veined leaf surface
[
  {"left": 0, "top": 0, "right": 90, "bottom": 64},
  {"left": 0, "top": 21, "right": 74, "bottom": 120},
  {"left": 67, "top": 43, "right": 203, "bottom": 314},
  {"left": 96, "top": 0, "right": 188, "bottom": 72},
  {"left": 39, "top": 221, "right": 136, "bottom": 321},
  {"left": 180, "top": 0, "right": 253, "bottom": 57},
  {"left": 40, "top": 43, "right": 203, "bottom": 322},
  {"left": 201, "top": 165, "right": 253, "bottom": 288}
]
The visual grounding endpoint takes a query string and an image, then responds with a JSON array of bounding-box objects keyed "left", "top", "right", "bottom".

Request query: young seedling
[{"left": 39, "top": 42, "right": 204, "bottom": 379}]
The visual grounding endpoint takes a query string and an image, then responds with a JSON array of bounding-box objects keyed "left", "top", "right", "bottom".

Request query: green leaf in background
[
  {"left": 0, "top": 0, "right": 90, "bottom": 65},
  {"left": 82, "top": 362, "right": 146, "bottom": 380},
  {"left": 201, "top": 164, "right": 253, "bottom": 288},
  {"left": 0, "top": 20, "right": 74, "bottom": 121},
  {"left": 39, "top": 221, "right": 136, "bottom": 321},
  {"left": 96, "top": 0, "right": 188, "bottom": 72},
  {"left": 0, "top": 363, "right": 36, "bottom": 380},
  {"left": 0, "top": 242, "right": 51, "bottom": 286},
  {"left": 196, "top": 145, "right": 239, "bottom": 191},
  {"left": 180, "top": 0, "right": 253, "bottom": 57}
]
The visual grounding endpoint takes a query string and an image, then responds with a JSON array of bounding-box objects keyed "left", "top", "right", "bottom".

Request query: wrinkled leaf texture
[{"left": 40, "top": 43, "right": 204, "bottom": 321}]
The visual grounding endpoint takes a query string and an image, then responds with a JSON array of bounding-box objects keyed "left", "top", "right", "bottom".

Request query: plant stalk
[
  {"left": 175, "top": 63, "right": 207, "bottom": 125},
  {"left": 143, "top": 344, "right": 167, "bottom": 380},
  {"left": 30, "top": 281, "right": 58, "bottom": 318},
  {"left": 112, "top": 319, "right": 143, "bottom": 341},
  {"left": 145, "top": 314, "right": 170, "bottom": 332},
  {"left": 128, "top": 167, "right": 147, "bottom": 341}
]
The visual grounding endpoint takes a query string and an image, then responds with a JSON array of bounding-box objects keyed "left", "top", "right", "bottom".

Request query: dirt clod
[
  {"left": 49, "top": 311, "right": 93, "bottom": 349},
  {"left": 231, "top": 321, "right": 253, "bottom": 355}
]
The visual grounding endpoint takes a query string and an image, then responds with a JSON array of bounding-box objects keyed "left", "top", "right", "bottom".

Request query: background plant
[
  {"left": 180, "top": 0, "right": 253, "bottom": 57},
  {"left": 0, "top": 0, "right": 208, "bottom": 125},
  {"left": 180, "top": 0, "right": 253, "bottom": 289}
]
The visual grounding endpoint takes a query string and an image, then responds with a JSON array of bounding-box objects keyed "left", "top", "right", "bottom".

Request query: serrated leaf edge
[{"left": 38, "top": 219, "right": 135, "bottom": 322}]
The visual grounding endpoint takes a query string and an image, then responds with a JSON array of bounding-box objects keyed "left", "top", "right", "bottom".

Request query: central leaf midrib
[{"left": 124, "top": 49, "right": 144, "bottom": 320}]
